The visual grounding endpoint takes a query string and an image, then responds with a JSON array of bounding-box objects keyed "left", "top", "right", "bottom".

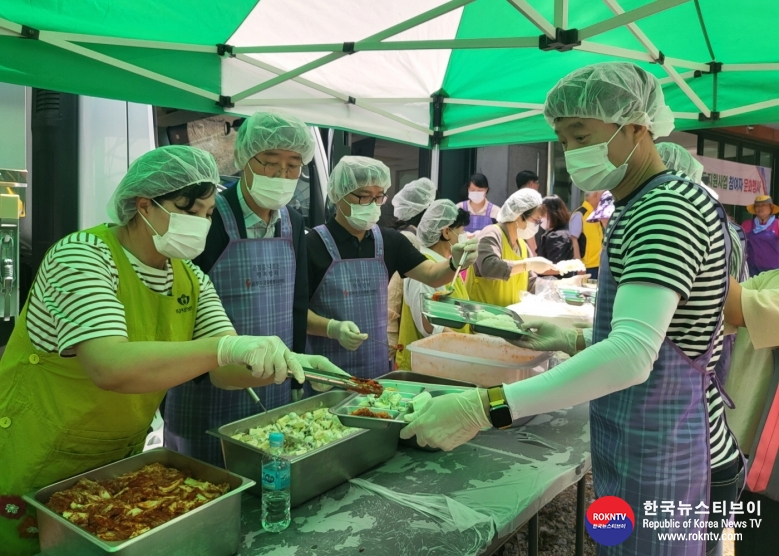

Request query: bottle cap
[{"left": 269, "top": 432, "right": 284, "bottom": 447}]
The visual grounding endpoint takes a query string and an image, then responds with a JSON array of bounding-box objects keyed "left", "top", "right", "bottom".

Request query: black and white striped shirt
[
  {"left": 606, "top": 171, "right": 739, "bottom": 469},
  {"left": 27, "top": 232, "right": 235, "bottom": 356}
]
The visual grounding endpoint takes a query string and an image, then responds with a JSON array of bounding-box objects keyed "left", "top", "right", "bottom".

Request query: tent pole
[
  {"left": 578, "top": 0, "right": 690, "bottom": 41},
  {"left": 575, "top": 41, "right": 708, "bottom": 71},
  {"left": 719, "top": 98, "right": 779, "bottom": 119},
  {"left": 38, "top": 36, "right": 219, "bottom": 101},
  {"left": 431, "top": 145, "right": 441, "bottom": 187},
  {"left": 507, "top": 0, "right": 556, "bottom": 37},
  {"left": 554, "top": 0, "right": 569, "bottom": 28},
  {"left": 445, "top": 98, "right": 544, "bottom": 110},
  {"left": 444, "top": 110, "right": 543, "bottom": 137},
  {"left": 232, "top": 0, "right": 473, "bottom": 102}
]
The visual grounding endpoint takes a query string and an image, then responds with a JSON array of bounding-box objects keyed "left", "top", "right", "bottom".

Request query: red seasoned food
[
  {"left": 348, "top": 377, "right": 384, "bottom": 396},
  {"left": 350, "top": 407, "right": 393, "bottom": 419},
  {"left": 46, "top": 463, "right": 229, "bottom": 541}
]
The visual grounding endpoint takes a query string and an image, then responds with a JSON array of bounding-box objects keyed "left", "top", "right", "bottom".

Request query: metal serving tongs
[{"left": 297, "top": 367, "right": 385, "bottom": 396}]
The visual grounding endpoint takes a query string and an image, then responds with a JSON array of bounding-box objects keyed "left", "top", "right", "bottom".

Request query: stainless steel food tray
[
  {"left": 378, "top": 370, "right": 477, "bottom": 388},
  {"left": 23, "top": 448, "right": 254, "bottom": 556},
  {"left": 422, "top": 294, "right": 528, "bottom": 340},
  {"left": 329, "top": 379, "right": 472, "bottom": 430},
  {"left": 208, "top": 390, "right": 398, "bottom": 508}
]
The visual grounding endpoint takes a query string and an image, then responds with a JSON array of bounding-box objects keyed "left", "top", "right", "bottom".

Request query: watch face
[{"left": 490, "top": 405, "right": 513, "bottom": 429}]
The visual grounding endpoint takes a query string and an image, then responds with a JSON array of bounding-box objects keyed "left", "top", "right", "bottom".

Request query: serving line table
[{"left": 238, "top": 403, "right": 591, "bottom": 556}]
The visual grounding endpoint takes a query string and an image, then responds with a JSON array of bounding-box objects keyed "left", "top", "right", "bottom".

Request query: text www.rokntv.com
[{"left": 656, "top": 531, "right": 742, "bottom": 542}]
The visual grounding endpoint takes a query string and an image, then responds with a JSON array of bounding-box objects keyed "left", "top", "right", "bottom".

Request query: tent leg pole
[{"left": 430, "top": 145, "right": 441, "bottom": 188}]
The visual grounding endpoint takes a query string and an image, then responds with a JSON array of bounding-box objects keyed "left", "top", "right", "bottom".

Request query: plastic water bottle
[{"left": 261, "top": 432, "right": 291, "bottom": 532}]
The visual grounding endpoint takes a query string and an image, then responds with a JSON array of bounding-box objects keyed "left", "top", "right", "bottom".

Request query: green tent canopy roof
[{"left": 1, "top": 0, "right": 778, "bottom": 148}]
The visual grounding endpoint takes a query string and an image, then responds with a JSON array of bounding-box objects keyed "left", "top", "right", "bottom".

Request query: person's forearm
[
  {"left": 405, "top": 260, "right": 455, "bottom": 288},
  {"left": 724, "top": 276, "right": 745, "bottom": 327},
  {"left": 209, "top": 363, "right": 275, "bottom": 390},
  {"left": 504, "top": 284, "right": 677, "bottom": 419},
  {"left": 307, "top": 309, "right": 330, "bottom": 337},
  {"left": 76, "top": 335, "right": 271, "bottom": 394},
  {"left": 572, "top": 239, "right": 582, "bottom": 260}
]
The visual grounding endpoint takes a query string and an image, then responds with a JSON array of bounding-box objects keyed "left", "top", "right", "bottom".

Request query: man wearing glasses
[
  {"left": 306, "top": 156, "right": 478, "bottom": 379},
  {"left": 164, "top": 111, "right": 327, "bottom": 465}
]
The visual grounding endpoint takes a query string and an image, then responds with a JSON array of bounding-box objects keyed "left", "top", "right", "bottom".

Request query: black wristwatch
[
  {"left": 448, "top": 256, "right": 457, "bottom": 271},
  {"left": 487, "top": 386, "right": 513, "bottom": 429}
]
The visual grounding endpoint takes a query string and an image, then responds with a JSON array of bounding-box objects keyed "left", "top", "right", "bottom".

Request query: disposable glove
[
  {"left": 523, "top": 257, "right": 558, "bottom": 274},
  {"left": 451, "top": 238, "right": 479, "bottom": 269},
  {"left": 511, "top": 320, "right": 580, "bottom": 355},
  {"left": 217, "top": 335, "right": 304, "bottom": 384},
  {"left": 399, "top": 389, "right": 491, "bottom": 451},
  {"left": 292, "top": 353, "right": 351, "bottom": 392},
  {"left": 327, "top": 319, "right": 368, "bottom": 351}
]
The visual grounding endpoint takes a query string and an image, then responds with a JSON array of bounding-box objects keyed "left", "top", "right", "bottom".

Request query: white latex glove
[
  {"left": 217, "top": 335, "right": 304, "bottom": 384},
  {"left": 399, "top": 389, "right": 491, "bottom": 451},
  {"left": 451, "top": 238, "right": 479, "bottom": 269},
  {"left": 512, "top": 320, "right": 580, "bottom": 355},
  {"left": 523, "top": 257, "right": 558, "bottom": 273},
  {"left": 326, "top": 319, "right": 367, "bottom": 351},
  {"left": 293, "top": 353, "right": 351, "bottom": 392}
]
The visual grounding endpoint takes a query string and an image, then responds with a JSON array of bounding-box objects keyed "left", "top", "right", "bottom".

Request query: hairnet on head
[
  {"left": 328, "top": 156, "right": 391, "bottom": 203},
  {"left": 234, "top": 111, "right": 315, "bottom": 169},
  {"left": 544, "top": 62, "right": 674, "bottom": 139},
  {"left": 656, "top": 142, "right": 704, "bottom": 182},
  {"left": 392, "top": 178, "right": 437, "bottom": 221},
  {"left": 108, "top": 145, "right": 219, "bottom": 225},
  {"left": 498, "top": 189, "right": 543, "bottom": 223},
  {"left": 416, "top": 199, "right": 460, "bottom": 247}
]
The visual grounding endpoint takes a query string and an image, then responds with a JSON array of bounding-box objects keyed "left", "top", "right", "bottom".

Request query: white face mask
[
  {"left": 246, "top": 170, "right": 298, "bottom": 211},
  {"left": 141, "top": 200, "right": 211, "bottom": 260},
  {"left": 516, "top": 220, "right": 539, "bottom": 239},
  {"left": 564, "top": 126, "right": 639, "bottom": 192},
  {"left": 468, "top": 191, "right": 486, "bottom": 204},
  {"left": 340, "top": 202, "right": 381, "bottom": 231}
]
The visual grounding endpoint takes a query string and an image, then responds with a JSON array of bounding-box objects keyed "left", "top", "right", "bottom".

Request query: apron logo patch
[
  {"left": 176, "top": 294, "right": 193, "bottom": 314},
  {"left": 586, "top": 495, "right": 635, "bottom": 546}
]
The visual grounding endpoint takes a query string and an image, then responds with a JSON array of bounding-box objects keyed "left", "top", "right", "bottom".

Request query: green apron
[{"left": 0, "top": 225, "right": 198, "bottom": 555}]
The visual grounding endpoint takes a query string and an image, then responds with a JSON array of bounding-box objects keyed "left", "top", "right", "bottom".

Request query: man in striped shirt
[{"left": 401, "top": 62, "right": 741, "bottom": 556}]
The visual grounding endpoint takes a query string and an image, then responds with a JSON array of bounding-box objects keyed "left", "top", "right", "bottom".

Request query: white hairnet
[
  {"left": 544, "top": 62, "right": 674, "bottom": 139},
  {"left": 498, "top": 189, "right": 543, "bottom": 224},
  {"left": 416, "top": 199, "right": 460, "bottom": 247},
  {"left": 108, "top": 145, "right": 219, "bottom": 225},
  {"left": 328, "top": 156, "right": 391, "bottom": 203},
  {"left": 392, "top": 178, "right": 437, "bottom": 221},
  {"left": 234, "top": 111, "right": 315, "bottom": 169},
  {"left": 656, "top": 142, "right": 704, "bottom": 183}
]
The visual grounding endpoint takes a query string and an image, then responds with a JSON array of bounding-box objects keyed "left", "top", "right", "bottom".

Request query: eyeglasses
[
  {"left": 251, "top": 156, "right": 303, "bottom": 179},
  {"left": 527, "top": 216, "right": 543, "bottom": 226},
  {"left": 347, "top": 192, "right": 388, "bottom": 206}
]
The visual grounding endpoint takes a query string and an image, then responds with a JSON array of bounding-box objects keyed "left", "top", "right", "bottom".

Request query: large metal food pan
[
  {"left": 208, "top": 391, "right": 398, "bottom": 508},
  {"left": 23, "top": 448, "right": 254, "bottom": 556}
]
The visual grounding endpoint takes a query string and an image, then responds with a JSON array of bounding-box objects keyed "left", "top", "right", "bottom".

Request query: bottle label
[{"left": 262, "top": 463, "right": 290, "bottom": 491}]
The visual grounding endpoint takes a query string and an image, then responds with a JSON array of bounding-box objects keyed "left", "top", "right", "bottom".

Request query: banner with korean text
[{"left": 694, "top": 155, "right": 772, "bottom": 206}]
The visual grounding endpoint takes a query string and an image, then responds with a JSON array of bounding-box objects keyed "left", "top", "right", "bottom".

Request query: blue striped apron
[
  {"left": 591, "top": 174, "right": 733, "bottom": 556},
  {"left": 306, "top": 224, "right": 389, "bottom": 379},
  {"left": 163, "top": 195, "right": 296, "bottom": 466}
]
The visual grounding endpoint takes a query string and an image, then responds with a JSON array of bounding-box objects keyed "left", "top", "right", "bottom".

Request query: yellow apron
[
  {"left": 578, "top": 201, "right": 604, "bottom": 269},
  {"left": 0, "top": 225, "right": 198, "bottom": 555},
  {"left": 396, "top": 254, "right": 470, "bottom": 370},
  {"left": 465, "top": 226, "right": 528, "bottom": 307}
]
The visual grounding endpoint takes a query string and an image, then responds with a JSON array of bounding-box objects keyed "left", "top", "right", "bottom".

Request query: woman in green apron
[{"left": 0, "top": 146, "right": 333, "bottom": 555}]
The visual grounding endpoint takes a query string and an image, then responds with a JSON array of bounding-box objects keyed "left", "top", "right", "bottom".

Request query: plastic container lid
[{"left": 269, "top": 432, "right": 284, "bottom": 447}]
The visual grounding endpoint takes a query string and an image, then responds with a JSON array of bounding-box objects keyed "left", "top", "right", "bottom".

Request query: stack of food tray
[{"left": 421, "top": 293, "right": 528, "bottom": 341}]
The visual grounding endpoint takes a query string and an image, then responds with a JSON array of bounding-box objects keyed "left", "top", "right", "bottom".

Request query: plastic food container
[
  {"left": 406, "top": 332, "right": 551, "bottom": 387},
  {"left": 24, "top": 448, "right": 254, "bottom": 556}
]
